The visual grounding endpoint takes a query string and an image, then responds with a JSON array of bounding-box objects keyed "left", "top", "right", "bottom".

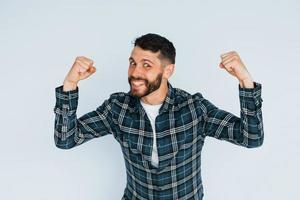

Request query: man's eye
[
  {"left": 129, "top": 61, "right": 136, "bottom": 66},
  {"left": 143, "top": 63, "right": 151, "bottom": 68}
]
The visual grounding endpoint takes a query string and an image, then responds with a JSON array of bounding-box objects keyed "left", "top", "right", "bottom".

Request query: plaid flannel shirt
[{"left": 53, "top": 82, "right": 264, "bottom": 200}]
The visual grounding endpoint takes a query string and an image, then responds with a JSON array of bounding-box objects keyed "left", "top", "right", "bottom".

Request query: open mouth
[{"left": 131, "top": 80, "right": 145, "bottom": 88}]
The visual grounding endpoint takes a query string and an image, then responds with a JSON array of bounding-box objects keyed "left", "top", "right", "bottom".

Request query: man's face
[{"left": 128, "top": 46, "right": 165, "bottom": 98}]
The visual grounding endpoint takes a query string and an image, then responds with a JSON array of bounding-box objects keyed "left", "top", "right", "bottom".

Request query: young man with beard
[{"left": 53, "top": 33, "right": 264, "bottom": 199}]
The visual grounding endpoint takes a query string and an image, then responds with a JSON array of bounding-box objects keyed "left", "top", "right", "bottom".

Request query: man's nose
[{"left": 130, "top": 64, "right": 144, "bottom": 77}]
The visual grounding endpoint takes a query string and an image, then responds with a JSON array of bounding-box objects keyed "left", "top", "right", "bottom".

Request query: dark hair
[{"left": 134, "top": 33, "right": 176, "bottom": 64}]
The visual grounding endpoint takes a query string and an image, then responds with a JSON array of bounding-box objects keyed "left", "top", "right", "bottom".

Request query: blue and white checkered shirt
[{"left": 54, "top": 82, "right": 264, "bottom": 200}]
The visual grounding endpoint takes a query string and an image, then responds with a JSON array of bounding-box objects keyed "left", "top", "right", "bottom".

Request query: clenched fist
[
  {"left": 219, "top": 51, "right": 254, "bottom": 88},
  {"left": 63, "top": 56, "right": 96, "bottom": 91}
]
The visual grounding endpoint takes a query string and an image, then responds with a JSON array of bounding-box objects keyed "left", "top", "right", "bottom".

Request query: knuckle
[
  {"left": 87, "top": 58, "right": 94, "bottom": 65},
  {"left": 76, "top": 56, "right": 83, "bottom": 60},
  {"left": 75, "top": 60, "right": 84, "bottom": 67},
  {"left": 233, "top": 60, "right": 239, "bottom": 65},
  {"left": 80, "top": 66, "right": 87, "bottom": 72},
  {"left": 74, "top": 60, "right": 81, "bottom": 65},
  {"left": 81, "top": 63, "right": 89, "bottom": 69},
  {"left": 231, "top": 57, "right": 238, "bottom": 62}
]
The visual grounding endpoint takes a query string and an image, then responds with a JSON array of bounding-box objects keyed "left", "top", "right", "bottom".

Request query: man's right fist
[{"left": 63, "top": 56, "right": 96, "bottom": 91}]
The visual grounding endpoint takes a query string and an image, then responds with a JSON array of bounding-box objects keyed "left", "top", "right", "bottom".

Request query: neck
[{"left": 141, "top": 80, "right": 168, "bottom": 105}]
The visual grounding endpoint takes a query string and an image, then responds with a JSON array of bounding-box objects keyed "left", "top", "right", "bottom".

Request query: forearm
[
  {"left": 238, "top": 81, "right": 264, "bottom": 147},
  {"left": 54, "top": 85, "right": 80, "bottom": 149},
  {"left": 203, "top": 82, "right": 264, "bottom": 148},
  {"left": 53, "top": 85, "right": 116, "bottom": 149}
]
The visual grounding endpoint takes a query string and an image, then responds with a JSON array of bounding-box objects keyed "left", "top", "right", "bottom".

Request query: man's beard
[{"left": 128, "top": 73, "right": 163, "bottom": 98}]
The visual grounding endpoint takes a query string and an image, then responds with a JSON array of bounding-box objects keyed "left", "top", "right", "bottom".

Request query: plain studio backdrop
[{"left": 0, "top": 0, "right": 299, "bottom": 199}]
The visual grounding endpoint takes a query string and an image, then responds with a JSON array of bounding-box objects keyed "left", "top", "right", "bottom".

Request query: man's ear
[{"left": 163, "top": 63, "right": 175, "bottom": 79}]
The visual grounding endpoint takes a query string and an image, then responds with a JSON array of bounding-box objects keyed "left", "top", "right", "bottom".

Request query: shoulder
[
  {"left": 173, "top": 87, "right": 204, "bottom": 104},
  {"left": 106, "top": 92, "right": 132, "bottom": 104},
  {"left": 109, "top": 91, "right": 129, "bottom": 99},
  {"left": 104, "top": 91, "right": 137, "bottom": 112},
  {"left": 172, "top": 87, "right": 215, "bottom": 113}
]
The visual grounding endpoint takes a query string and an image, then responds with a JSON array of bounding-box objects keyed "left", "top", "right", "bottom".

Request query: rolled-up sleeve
[
  {"left": 203, "top": 82, "right": 264, "bottom": 148},
  {"left": 53, "top": 85, "right": 115, "bottom": 149}
]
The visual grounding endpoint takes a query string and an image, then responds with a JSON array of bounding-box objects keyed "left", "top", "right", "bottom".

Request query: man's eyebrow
[
  {"left": 129, "top": 57, "right": 155, "bottom": 64},
  {"left": 142, "top": 59, "right": 154, "bottom": 64}
]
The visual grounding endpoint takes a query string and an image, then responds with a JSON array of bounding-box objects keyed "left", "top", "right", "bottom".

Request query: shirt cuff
[
  {"left": 239, "top": 81, "right": 263, "bottom": 108},
  {"left": 54, "top": 85, "right": 79, "bottom": 111}
]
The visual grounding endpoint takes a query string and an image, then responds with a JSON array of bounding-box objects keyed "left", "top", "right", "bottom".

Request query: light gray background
[{"left": 0, "top": 0, "right": 299, "bottom": 199}]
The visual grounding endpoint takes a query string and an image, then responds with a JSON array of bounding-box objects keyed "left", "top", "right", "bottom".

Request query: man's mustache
[{"left": 128, "top": 76, "right": 148, "bottom": 83}]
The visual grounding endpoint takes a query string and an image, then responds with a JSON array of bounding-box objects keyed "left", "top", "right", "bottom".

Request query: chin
[
  {"left": 130, "top": 85, "right": 145, "bottom": 96},
  {"left": 131, "top": 88, "right": 149, "bottom": 98},
  {"left": 131, "top": 91, "right": 146, "bottom": 98}
]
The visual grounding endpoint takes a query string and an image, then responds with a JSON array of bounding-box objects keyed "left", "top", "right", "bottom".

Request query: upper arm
[
  {"left": 200, "top": 82, "right": 264, "bottom": 148},
  {"left": 54, "top": 85, "right": 117, "bottom": 149}
]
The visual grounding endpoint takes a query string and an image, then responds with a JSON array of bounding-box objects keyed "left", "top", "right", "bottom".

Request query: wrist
[
  {"left": 63, "top": 79, "right": 78, "bottom": 92},
  {"left": 239, "top": 78, "right": 254, "bottom": 89}
]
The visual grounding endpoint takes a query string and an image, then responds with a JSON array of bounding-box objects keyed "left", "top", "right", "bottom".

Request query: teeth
[{"left": 132, "top": 81, "right": 144, "bottom": 87}]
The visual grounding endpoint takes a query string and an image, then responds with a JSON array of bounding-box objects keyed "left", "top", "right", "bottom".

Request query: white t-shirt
[{"left": 140, "top": 100, "right": 162, "bottom": 168}]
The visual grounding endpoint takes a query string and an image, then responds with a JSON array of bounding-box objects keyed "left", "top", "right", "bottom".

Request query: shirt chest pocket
[
  {"left": 157, "top": 124, "right": 194, "bottom": 156},
  {"left": 126, "top": 131, "right": 152, "bottom": 156},
  {"left": 118, "top": 118, "right": 152, "bottom": 156}
]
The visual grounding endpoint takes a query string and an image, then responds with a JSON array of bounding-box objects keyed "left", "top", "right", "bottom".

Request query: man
[{"left": 54, "top": 33, "right": 264, "bottom": 200}]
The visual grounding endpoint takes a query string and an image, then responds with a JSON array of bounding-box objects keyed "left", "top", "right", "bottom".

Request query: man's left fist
[{"left": 219, "top": 51, "right": 253, "bottom": 84}]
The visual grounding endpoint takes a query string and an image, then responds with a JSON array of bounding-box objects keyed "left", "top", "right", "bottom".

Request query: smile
[{"left": 131, "top": 80, "right": 145, "bottom": 87}]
